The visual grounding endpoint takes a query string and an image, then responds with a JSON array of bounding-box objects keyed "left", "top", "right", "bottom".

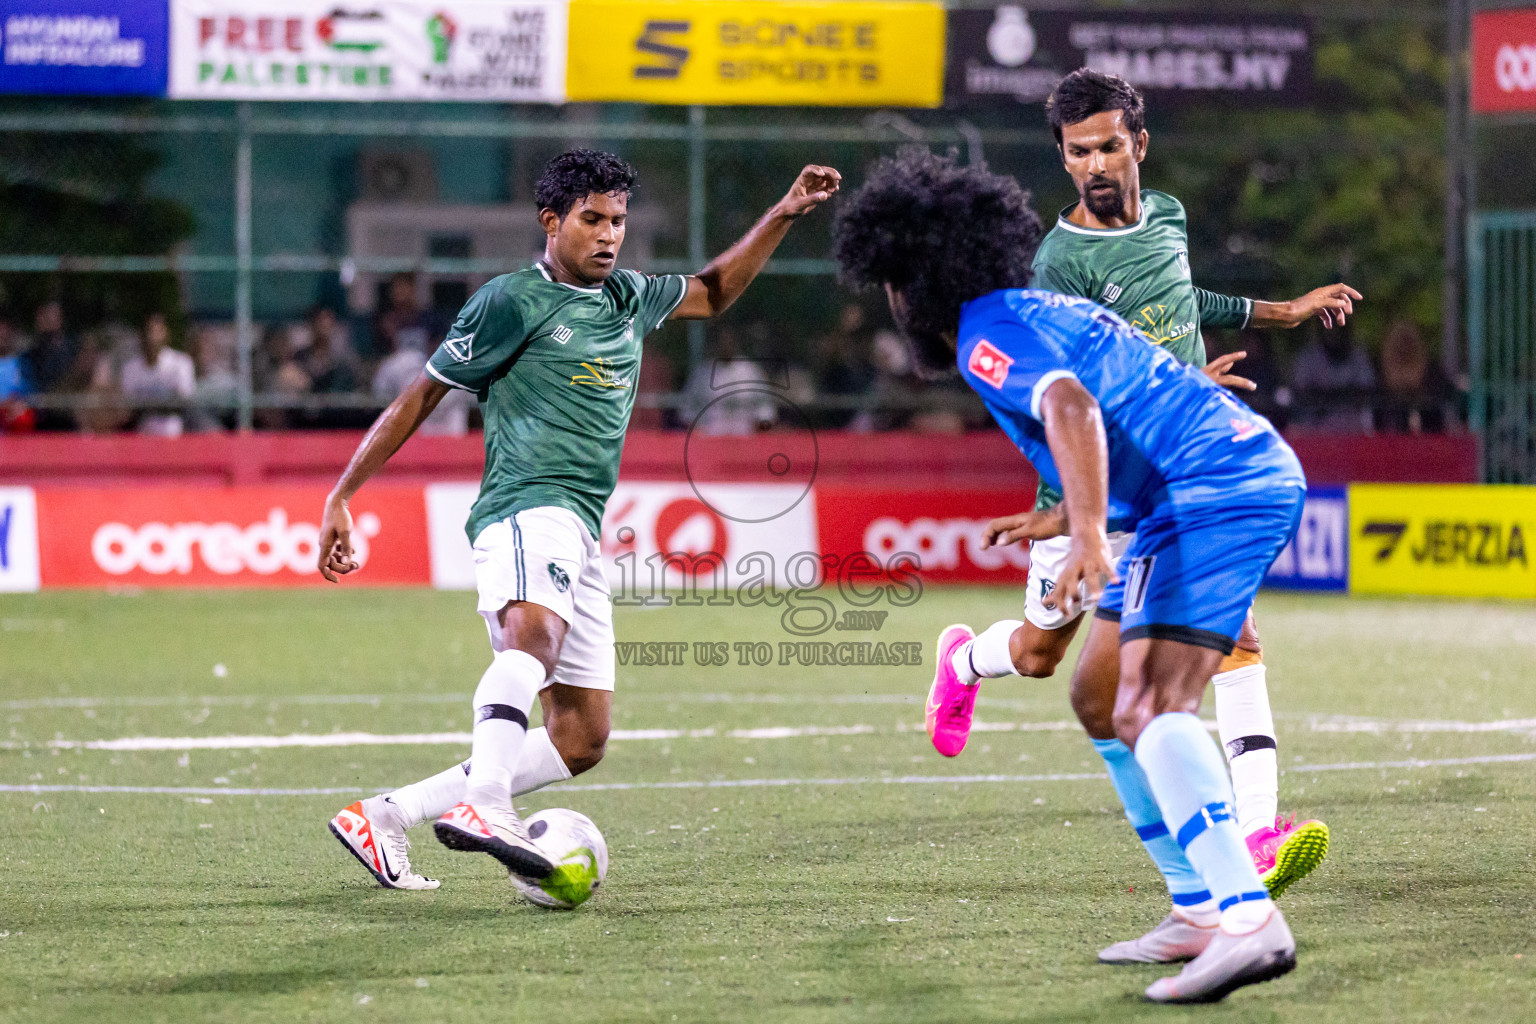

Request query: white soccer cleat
[
  {"left": 1098, "top": 911, "right": 1218, "bottom": 964},
  {"left": 329, "top": 799, "right": 440, "bottom": 891},
  {"left": 1144, "top": 909, "right": 1297, "bottom": 1003},
  {"left": 433, "top": 801, "right": 554, "bottom": 881}
]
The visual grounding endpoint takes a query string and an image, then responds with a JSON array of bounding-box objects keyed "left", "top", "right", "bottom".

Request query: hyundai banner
[
  {"left": 1, "top": 0, "right": 168, "bottom": 96},
  {"left": 168, "top": 0, "right": 566, "bottom": 102},
  {"left": 946, "top": 6, "right": 1311, "bottom": 110}
]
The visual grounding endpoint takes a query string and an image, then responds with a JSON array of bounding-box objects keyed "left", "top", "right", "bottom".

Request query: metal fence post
[
  {"left": 687, "top": 104, "right": 706, "bottom": 373},
  {"left": 235, "top": 102, "right": 254, "bottom": 433}
]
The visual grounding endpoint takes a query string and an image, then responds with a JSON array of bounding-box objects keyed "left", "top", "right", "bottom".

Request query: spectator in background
[
  {"left": 372, "top": 323, "right": 473, "bottom": 436},
  {"left": 19, "top": 301, "right": 84, "bottom": 429},
  {"left": 120, "top": 312, "right": 195, "bottom": 437},
  {"left": 254, "top": 323, "right": 307, "bottom": 429},
  {"left": 1377, "top": 319, "right": 1454, "bottom": 434},
  {"left": 815, "top": 303, "right": 875, "bottom": 428},
  {"left": 0, "top": 318, "right": 36, "bottom": 432},
  {"left": 1290, "top": 322, "right": 1376, "bottom": 431},
  {"left": 190, "top": 324, "right": 239, "bottom": 432},
  {"left": 374, "top": 273, "right": 440, "bottom": 358},
  {"left": 1216, "top": 330, "right": 1290, "bottom": 431},
  {"left": 679, "top": 327, "right": 775, "bottom": 435},
  {"left": 295, "top": 306, "right": 368, "bottom": 429}
]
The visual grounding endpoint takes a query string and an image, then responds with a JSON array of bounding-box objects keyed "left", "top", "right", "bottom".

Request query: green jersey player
[
  {"left": 321, "top": 149, "right": 840, "bottom": 890},
  {"left": 925, "top": 71, "right": 1357, "bottom": 963}
]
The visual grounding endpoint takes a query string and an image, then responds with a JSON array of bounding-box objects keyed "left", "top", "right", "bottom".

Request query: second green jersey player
[
  {"left": 319, "top": 149, "right": 842, "bottom": 891},
  {"left": 933, "top": 72, "right": 1357, "bottom": 949}
]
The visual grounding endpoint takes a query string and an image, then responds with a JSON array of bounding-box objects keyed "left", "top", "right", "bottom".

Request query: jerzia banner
[{"left": 945, "top": 6, "right": 1311, "bottom": 110}]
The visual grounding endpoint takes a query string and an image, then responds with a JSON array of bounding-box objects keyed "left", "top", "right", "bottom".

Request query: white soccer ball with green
[{"left": 509, "top": 808, "right": 608, "bottom": 909}]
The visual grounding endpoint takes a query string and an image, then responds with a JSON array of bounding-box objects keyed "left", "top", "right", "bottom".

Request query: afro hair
[
  {"left": 833, "top": 148, "right": 1043, "bottom": 374},
  {"left": 534, "top": 149, "right": 638, "bottom": 218}
]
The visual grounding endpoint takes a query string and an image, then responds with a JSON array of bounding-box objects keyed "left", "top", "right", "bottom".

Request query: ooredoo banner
[
  {"left": 1472, "top": 8, "right": 1536, "bottom": 114},
  {"left": 34, "top": 485, "right": 431, "bottom": 588},
  {"left": 815, "top": 486, "right": 1034, "bottom": 585},
  {"left": 168, "top": 0, "right": 566, "bottom": 102}
]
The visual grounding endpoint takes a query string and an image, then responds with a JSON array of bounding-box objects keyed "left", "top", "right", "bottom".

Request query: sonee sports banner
[
  {"left": 945, "top": 6, "right": 1311, "bottom": 111},
  {"left": 565, "top": 0, "right": 945, "bottom": 107},
  {"left": 168, "top": 0, "right": 566, "bottom": 102}
]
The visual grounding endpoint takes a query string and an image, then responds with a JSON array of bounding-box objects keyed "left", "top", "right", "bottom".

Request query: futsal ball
[{"left": 509, "top": 808, "right": 608, "bottom": 909}]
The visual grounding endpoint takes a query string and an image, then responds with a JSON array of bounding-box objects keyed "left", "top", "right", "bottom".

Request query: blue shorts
[{"left": 1096, "top": 489, "right": 1306, "bottom": 653}]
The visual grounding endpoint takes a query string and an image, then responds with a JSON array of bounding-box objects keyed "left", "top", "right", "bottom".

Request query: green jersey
[
  {"left": 1028, "top": 189, "right": 1252, "bottom": 512},
  {"left": 426, "top": 263, "right": 688, "bottom": 543}
]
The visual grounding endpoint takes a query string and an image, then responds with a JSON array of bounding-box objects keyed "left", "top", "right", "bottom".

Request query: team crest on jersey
[
  {"left": 622, "top": 316, "right": 635, "bottom": 343},
  {"left": 547, "top": 562, "right": 571, "bottom": 592},
  {"left": 444, "top": 333, "right": 474, "bottom": 362},
  {"left": 570, "top": 358, "right": 633, "bottom": 389},
  {"left": 1175, "top": 248, "right": 1190, "bottom": 279},
  {"left": 968, "top": 340, "right": 1013, "bottom": 389},
  {"left": 552, "top": 324, "right": 573, "bottom": 345}
]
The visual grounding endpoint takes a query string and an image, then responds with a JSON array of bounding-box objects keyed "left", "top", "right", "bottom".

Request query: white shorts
[
  {"left": 472, "top": 506, "right": 615, "bottom": 692},
  {"left": 1024, "top": 530, "right": 1135, "bottom": 631}
]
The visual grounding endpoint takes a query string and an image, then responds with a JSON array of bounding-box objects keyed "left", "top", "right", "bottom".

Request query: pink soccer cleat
[
  {"left": 925, "top": 624, "right": 977, "bottom": 757},
  {"left": 1248, "top": 815, "right": 1330, "bottom": 899}
]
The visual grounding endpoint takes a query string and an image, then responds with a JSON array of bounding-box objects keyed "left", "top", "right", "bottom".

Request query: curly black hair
[
  {"left": 1046, "top": 69, "right": 1145, "bottom": 147},
  {"left": 534, "top": 149, "right": 638, "bottom": 217},
  {"left": 833, "top": 148, "right": 1042, "bottom": 375}
]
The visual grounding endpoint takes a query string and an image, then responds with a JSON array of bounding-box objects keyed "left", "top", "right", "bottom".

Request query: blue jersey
[{"left": 957, "top": 289, "right": 1304, "bottom": 528}]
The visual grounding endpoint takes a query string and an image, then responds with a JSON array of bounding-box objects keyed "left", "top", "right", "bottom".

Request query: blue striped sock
[
  {"left": 1090, "top": 737, "right": 1210, "bottom": 906},
  {"left": 1133, "top": 713, "right": 1269, "bottom": 913}
]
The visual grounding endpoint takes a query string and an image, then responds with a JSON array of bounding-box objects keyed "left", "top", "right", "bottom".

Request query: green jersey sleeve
[
  {"left": 630, "top": 271, "right": 689, "bottom": 335},
  {"left": 1195, "top": 287, "right": 1253, "bottom": 329},
  {"left": 1029, "top": 259, "right": 1087, "bottom": 298},
  {"left": 425, "top": 279, "right": 527, "bottom": 394}
]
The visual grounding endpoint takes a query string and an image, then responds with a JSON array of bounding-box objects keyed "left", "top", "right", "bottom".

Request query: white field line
[
  {"left": 5, "top": 751, "right": 1536, "bottom": 799},
  {"left": 0, "top": 692, "right": 1040, "bottom": 712}
]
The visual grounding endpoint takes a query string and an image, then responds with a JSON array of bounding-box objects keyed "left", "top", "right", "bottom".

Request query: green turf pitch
[{"left": 1, "top": 588, "right": 1533, "bottom": 1023}]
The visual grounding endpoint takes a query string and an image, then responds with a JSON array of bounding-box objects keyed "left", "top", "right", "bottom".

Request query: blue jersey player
[{"left": 834, "top": 149, "right": 1305, "bottom": 1003}]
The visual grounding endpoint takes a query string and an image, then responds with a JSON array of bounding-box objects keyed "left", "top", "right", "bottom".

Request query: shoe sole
[
  {"left": 1263, "top": 821, "right": 1330, "bottom": 899},
  {"left": 926, "top": 624, "right": 974, "bottom": 757},
  {"left": 433, "top": 819, "right": 554, "bottom": 880},
  {"left": 1151, "top": 948, "right": 1297, "bottom": 1004},
  {"left": 329, "top": 819, "right": 404, "bottom": 890}
]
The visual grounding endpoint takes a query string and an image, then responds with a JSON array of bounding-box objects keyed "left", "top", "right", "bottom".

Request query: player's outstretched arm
[
  {"left": 670, "top": 164, "right": 841, "bottom": 320},
  {"left": 318, "top": 372, "right": 449, "bottom": 582},
  {"left": 1252, "top": 283, "right": 1363, "bottom": 330},
  {"left": 1038, "top": 377, "right": 1118, "bottom": 619}
]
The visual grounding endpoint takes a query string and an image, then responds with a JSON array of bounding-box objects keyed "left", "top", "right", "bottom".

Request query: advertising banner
[
  {"left": 168, "top": 0, "right": 566, "bottom": 102},
  {"left": 1264, "top": 487, "right": 1347, "bottom": 591},
  {"left": 1472, "top": 8, "right": 1536, "bottom": 114},
  {"left": 33, "top": 485, "right": 431, "bottom": 588},
  {"left": 1350, "top": 485, "right": 1536, "bottom": 599},
  {"left": 1, "top": 0, "right": 168, "bottom": 96},
  {"left": 815, "top": 486, "right": 1033, "bottom": 586},
  {"left": 946, "top": 6, "right": 1310, "bottom": 110},
  {"left": 565, "top": 0, "right": 945, "bottom": 107},
  {"left": 425, "top": 481, "right": 820, "bottom": 593},
  {"left": 0, "top": 487, "right": 41, "bottom": 593}
]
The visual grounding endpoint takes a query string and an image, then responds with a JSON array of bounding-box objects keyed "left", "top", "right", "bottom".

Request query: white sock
[
  {"left": 951, "top": 620, "right": 1023, "bottom": 685},
  {"left": 1174, "top": 897, "right": 1219, "bottom": 928},
  {"left": 465, "top": 649, "right": 545, "bottom": 809},
  {"left": 374, "top": 725, "right": 575, "bottom": 829},
  {"left": 511, "top": 726, "right": 574, "bottom": 796},
  {"left": 1213, "top": 662, "right": 1279, "bottom": 836},
  {"left": 1221, "top": 897, "right": 1277, "bottom": 934},
  {"left": 375, "top": 761, "right": 471, "bottom": 829}
]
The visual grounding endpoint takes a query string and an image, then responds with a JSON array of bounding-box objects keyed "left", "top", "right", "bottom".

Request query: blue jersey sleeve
[{"left": 957, "top": 316, "right": 1077, "bottom": 423}]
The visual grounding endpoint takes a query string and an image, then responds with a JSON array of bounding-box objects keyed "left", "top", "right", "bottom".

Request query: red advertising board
[
  {"left": 1472, "top": 8, "right": 1536, "bottom": 113},
  {"left": 814, "top": 485, "right": 1038, "bottom": 585},
  {"left": 34, "top": 485, "right": 431, "bottom": 588}
]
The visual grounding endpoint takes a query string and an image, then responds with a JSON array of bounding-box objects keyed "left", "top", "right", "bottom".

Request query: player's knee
[
  {"left": 1069, "top": 683, "right": 1115, "bottom": 739},
  {"left": 1013, "top": 645, "right": 1063, "bottom": 679}
]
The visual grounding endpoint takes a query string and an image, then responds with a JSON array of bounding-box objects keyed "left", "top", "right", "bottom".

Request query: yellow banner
[
  {"left": 566, "top": 1, "right": 945, "bottom": 107},
  {"left": 1350, "top": 485, "right": 1536, "bottom": 599}
]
